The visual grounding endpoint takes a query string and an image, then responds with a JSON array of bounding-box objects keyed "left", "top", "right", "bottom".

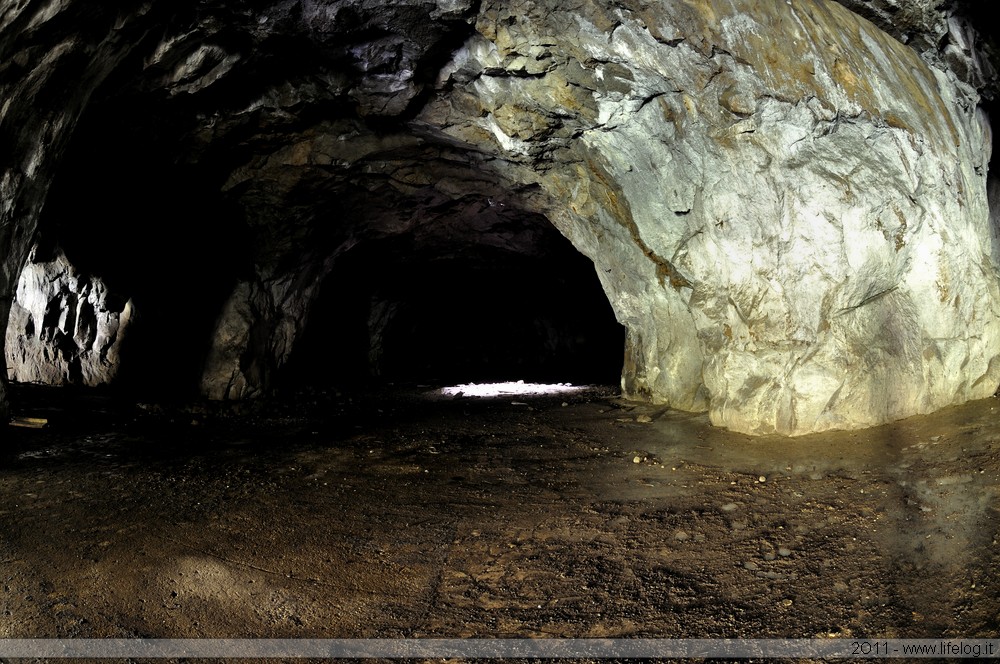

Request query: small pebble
[
  {"left": 636, "top": 414, "right": 652, "bottom": 423},
  {"left": 763, "top": 552, "right": 776, "bottom": 561},
  {"left": 781, "top": 599, "right": 793, "bottom": 607},
  {"left": 674, "top": 530, "right": 689, "bottom": 542},
  {"left": 720, "top": 503, "right": 738, "bottom": 512},
  {"left": 743, "top": 561, "right": 759, "bottom": 571},
  {"left": 633, "top": 456, "right": 642, "bottom": 464},
  {"left": 778, "top": 547, "right": 792, "bottom": 557},
  {"left": 758, "top": 475, "right": 767, "bottom": 483},
  {"left": 561, "top": 402, "right": 568, "bottom": 407}
]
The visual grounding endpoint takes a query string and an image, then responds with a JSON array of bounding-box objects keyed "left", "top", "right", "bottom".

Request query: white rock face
[
  {"left": 6, "top": 247, "right": 133, "bottom": 386},
  {"left": 417, "top": 0, "right": 1000, "bottom": 435}
]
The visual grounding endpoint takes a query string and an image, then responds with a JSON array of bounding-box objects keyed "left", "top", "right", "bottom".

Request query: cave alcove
[{"left": 29, "top": 85, "right": 253, "bottom": 400}]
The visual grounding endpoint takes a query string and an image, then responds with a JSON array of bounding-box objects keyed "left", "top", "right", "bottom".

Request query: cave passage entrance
[
  {"left": 281, "top": 221, "right": 626, "bottom": 391},
  {"left": 25, "top": 89, "right": 250, "bottom": 400}
]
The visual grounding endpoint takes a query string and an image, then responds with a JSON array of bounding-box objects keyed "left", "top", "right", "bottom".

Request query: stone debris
[{"left": 9, "top": 417, "right": 48, "bottom": 429}]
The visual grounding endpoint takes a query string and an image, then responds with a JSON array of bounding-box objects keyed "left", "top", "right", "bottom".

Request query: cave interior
[{"left": 12, "top": 11, "right": 628, "bottom": 405}]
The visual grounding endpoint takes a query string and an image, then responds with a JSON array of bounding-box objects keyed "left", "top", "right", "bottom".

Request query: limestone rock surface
[
  {"left": 200, "top": 269, "right": 327, "bottom": 400},
  {"left": 6, "top": 247, "right": 133, "bottom": 387}
]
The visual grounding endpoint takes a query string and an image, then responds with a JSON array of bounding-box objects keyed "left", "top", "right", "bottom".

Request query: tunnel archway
[
  {"left": 11, "top": 82, "right": 628, "bottom": 400},
  {"left": 279, "top": 224, "right": 626, "bottom": 391}
]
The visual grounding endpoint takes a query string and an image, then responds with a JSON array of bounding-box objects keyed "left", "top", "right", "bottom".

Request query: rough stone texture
[
  {"left": 834, "top": 0, "right": 999, "bottom": 97},
  {"left": 200, "top": 267, "right": 328, "bottom": 400},
  {"left": 0, "top": 1, "right": 171, "bottom": 409},
  {"left": 402, "top": 0, "right": 998, "bottom": 434},
  {"left": 1, "top": 0, "right": 999, "bottom": 435},
  {"left": 5, "top": 246, "right": 133, "bottom": 386}
]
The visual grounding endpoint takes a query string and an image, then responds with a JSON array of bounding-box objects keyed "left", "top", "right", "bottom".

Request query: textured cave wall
[
  {"left": 5, "top": 245, "right": 133, "bottom": 386},
  {"left": 0, "top": 2, "right": 164, "bottom": 414},
  {"left": 204, "top": 0, "right": 998, "bottom": 434},
  {"left": 1, "top": 0, "right": 999, "bottom": 435},
  {"left": 411, "top": 0, "right": 999, "bottom": 434},
  {"left": 833, "top": 0, "right": 998, "bottom": 95}
]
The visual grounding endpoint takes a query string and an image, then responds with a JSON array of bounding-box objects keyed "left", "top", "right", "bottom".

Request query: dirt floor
[{"left": 1, "top": 381, "right": 999, "bottom": 661}]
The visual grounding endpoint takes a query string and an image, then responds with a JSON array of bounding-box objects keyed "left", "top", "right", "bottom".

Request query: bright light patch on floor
[{"left": 439, "top": 380, "right": 589, "bottom": 397}]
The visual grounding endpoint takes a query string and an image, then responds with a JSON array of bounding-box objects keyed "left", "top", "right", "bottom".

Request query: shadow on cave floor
[{"left": 1, "top": 381, "right": 999, "bottom": 656}]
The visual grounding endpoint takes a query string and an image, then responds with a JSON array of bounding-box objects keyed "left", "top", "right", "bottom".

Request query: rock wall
[
  {"left": 0, "top": 2, "right": 167, "bottom": 412},
  {"left": 200, "top": 263, "right": 331, "bottom": 400},
  {"left": 6, "top": 247, "right": 133, "bottom": 387},
  {"left": 416, "top": 0, "right": 999, "bottom": 434}
]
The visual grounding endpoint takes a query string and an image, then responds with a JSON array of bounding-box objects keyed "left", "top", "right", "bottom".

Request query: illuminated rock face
[
  {"left": 0, "top": 0, "right": 997, "bottom": 434},
  {"left": 5, "top": 247, "right": 133, "bottom": 387},
  {"left": 415, "top": 0, "right": 999, "bottom": 434}
]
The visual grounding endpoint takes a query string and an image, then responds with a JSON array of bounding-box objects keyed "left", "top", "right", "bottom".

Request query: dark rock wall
[{"left": 0, "top": 1, "right": 168, "bottom": 412}]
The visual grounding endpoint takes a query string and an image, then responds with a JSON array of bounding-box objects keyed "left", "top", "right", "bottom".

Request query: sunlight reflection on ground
[{"left": 438, "top": 380, "right": 590, "bottom": 397}]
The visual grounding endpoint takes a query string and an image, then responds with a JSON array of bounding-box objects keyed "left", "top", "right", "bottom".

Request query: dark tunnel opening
[
  {"left": 4, "top": 12, "right": 636, "bottom": 403},
  {"left": 30, "top": 92, "right": 252, "bottom": 400},
  {"left": 280, "top": 233, "right": 626, "bottom": 392},
  {"left": 985, "top": 97, "right": 1000, "bottom": 276},
  {"left": 18, "top": 93, "right": 628, "bottom": 401}
]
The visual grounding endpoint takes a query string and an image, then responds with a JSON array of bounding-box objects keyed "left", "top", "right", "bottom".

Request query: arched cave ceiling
[{"left": 1, "top": 0, "right": 999, "bottom": 435}]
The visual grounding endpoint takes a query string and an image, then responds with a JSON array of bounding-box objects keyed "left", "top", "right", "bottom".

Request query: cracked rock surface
[
  {"left": 5, "top": 246, "right": 133, "bottom": 387},
  {"left": 1, "top": 0, "right": 999, "bottom": 435},
  {"left": 419, "top": 0, "right": 1000, "bottom": 434}
]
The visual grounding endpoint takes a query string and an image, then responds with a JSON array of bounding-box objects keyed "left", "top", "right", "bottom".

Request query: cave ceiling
[{"left": 7, "top": 0, "right": 996, "bottom": 274}]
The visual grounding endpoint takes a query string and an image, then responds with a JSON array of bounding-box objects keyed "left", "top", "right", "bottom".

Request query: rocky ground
[{"left": 1, "top": 382, "right": 999, "bottom": 662}]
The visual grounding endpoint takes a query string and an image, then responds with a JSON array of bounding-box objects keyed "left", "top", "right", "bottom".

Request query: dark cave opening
[
  {"left": 31, "top": 93, "right": 252, "bottom": 400},
  {"left": 11, "top": 36, "right": 632, "bottom": 402},
  {"left": 985, "top": 97, "right": 1000, "bottom": 273},
  {"left": 23, "top": 102, "right": 628, "bottom": 400},
  {"left": 280, "top": 233, "right": 626, "bottom": 391}
]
